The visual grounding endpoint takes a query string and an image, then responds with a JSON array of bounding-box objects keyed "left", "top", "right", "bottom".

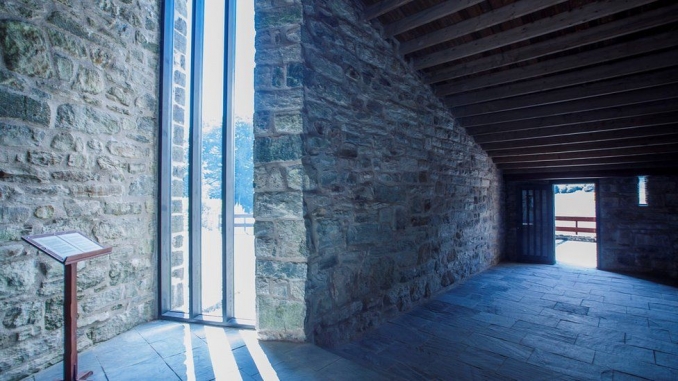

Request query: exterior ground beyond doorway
[{"left": 554, "top": 184, "right": 597, "bottom": 268}]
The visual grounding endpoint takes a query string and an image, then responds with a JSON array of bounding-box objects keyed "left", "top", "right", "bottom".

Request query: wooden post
[
  {"left": 64, "top": 264, "right": 78, "bottom": 381},
  {"left": 22, "top": 231, "right": 111, "bottom": 381}
]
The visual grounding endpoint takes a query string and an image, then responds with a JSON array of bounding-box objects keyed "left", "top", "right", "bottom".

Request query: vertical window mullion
[
  {"left": 189, "top": 0, "right": 206, "bottom": 318},
  {"left": 222, "top": 0, "right": 237, "bottom": 321},
  {"left": 159, "top": 0, "right": 175, "bottom": 316}
]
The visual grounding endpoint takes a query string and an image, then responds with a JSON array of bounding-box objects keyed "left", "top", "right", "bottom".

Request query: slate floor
[
  {"left": 31, "top": 262, "right": 678, "bottom": 380},
  {"left": 336, "top": 262, "right": 678, "bottom": 380},
  {"left": 30, "top": 320, "right": 388, "bottom": 381}
]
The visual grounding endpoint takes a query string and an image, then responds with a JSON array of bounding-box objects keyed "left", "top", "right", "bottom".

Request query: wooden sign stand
[{"left": 23, "top": 231, "right": 112, "bottom": 381}]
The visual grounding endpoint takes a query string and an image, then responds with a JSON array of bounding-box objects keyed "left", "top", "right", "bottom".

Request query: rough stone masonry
[
  {"left": 253, "top": 0, "right": 504, "bottom": 345},
  {"left": 0, "top": 1, "right": 160, "bottom": 379}
]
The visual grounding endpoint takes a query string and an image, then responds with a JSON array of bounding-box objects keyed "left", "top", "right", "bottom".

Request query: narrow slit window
[{"left": 638, "top": 176, "right": 648, "bottom": 206}]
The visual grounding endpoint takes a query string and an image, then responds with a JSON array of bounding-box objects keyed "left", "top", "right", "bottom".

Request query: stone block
[
  {"left": 286, "top": 165, "right": 305, "bottom": 191},
  {"left": 47, "top": 11, "right": 107, "bottom": 46},
  {"left": 286, "top": 62, "right": 304, "bottom": 87},
  {"left": 0, "top": 21, "right": 52, "bottom": 78},
  {"left": 0, "top": 244, "right": 26, "bottom": 261},
  {"left": 255, "top": 5, "right": 303, "bottom": 30},
  {"left": 26, "top": 151, "right": 64, "bottom": 166},
  {"left": 347, "top": 223, "right": 381, "bottom": 245},
  {"left": 253, "top": 111, "right": 272, "bottom": 135},
  {"left": 81, "top": 287, "right": 123, "bottom": 313},
  {"left": 34, "top": 204, "right": 54, "bottom": 219},
  {"left": 0, "top": 91, "right": 50, "bottom": 126},
  {"left": 314, "top": 218, "right": 345, "bottom": 250},
  {"left": 107, "top": 85, "right": 133, "bottom": 106},
  {"left": 255, "top": 165, "right": 285, "bottom": 191},
  {"left": 2, "top": 300, "right": 42, "bottom": 329},
  {"left": 257, "top": 296, "right": 305, "bottom": 334},
  {"left": 56, "top": 104, "right": 121, "bottom": 135},
  {"left": 51, "top": 170, "right": 99, "bottom": 182},
  {"left": 104, "top": 202, "right": 142, "bottom": 215},
  {"left": 44, "top": 296, "right": 64, "bottom": 331},
  {"left": 171, "top": 250, "right": 185, "bottom": 267},
  {"left": 73, "top": 67, "right": 104, "bottom": 94},
  {"left": 254, "top": 191, "right": 303, "bottom": 219},
  {"left": 0, "top": 206, "right": 31, "bottom": 224},
  {"left": 129, "top": 175, "right": 155, "bottom": 196},
  {"left": 257, "top": 259, "right": 307, "bottom": 280},
  {"left": 69, "top": 184, "right": 124, "bottom": 197},
  {"left": 0, "top": 123, "right": 43, "bottom": 148},
  {"left": 47, "top": 27, "right": 87, "bottom": 58},
  {"left": 254, "top": 220, "right": 275, "bottom": 238},
  {"left": 77, "top": 259, "right": 109, "bottom": 291},
  {"left": 0, "top": 258, "right": 37, "bottom": 296},
  {"left": 108, "top": 141, "right": 149, "bottom": 158},
  {"left": 255, "top": 88, "right": 303, "bottom": 110},
  {"left": 274, "top": 113, "right": 303, "bottom": 134},
  {"left": 63, "top": 199, "right": 102, "bottom": 217},
  {"left": 92, "top": 220, "right": 128, "bottom": 242}
]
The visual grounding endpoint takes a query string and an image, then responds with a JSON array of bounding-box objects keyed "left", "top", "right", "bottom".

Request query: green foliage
[
  {"left": 234, "top": 119, "right": 254, "bottom": 212},
  {"left": 202, "top": 118, "right": 254, "bottom": 213}
]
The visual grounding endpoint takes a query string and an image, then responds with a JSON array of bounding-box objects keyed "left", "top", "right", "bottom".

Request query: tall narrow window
[
  {"left": 638, "top": 176, "right": 648, "bottom": 206},
  {"left": 159, "top": 0, "right": 255, "bottom": 325}
]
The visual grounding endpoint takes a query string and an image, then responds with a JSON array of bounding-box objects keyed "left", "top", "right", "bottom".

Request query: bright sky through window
[
  {"left": 202, "top": 0, "right": 255, "bottom": 124},
  {"left": 234, "top": 0, "right": 255, "bottom": 122}
]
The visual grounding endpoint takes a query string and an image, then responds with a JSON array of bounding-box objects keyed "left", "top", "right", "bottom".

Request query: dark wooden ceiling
[{"left": 359, "top": 0, "right": 678, "bottom": 179}]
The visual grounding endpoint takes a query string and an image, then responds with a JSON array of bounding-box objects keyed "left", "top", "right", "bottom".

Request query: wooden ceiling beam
[
  {"left": 453, "top": 68, "right": 678, "bottom": 118},
  {"left": 482, "top": 126, "right": 678, "bottom": 151},
  {"left": 446, "top": 49, "right": 678, "bottom": 107},
  {"left": 501, "top": 161, "right": 678, "bottom": 176},
  {"left": 435, "top": 31, "right": 678, "bottom": 97},
  {"left": 412, "top": 0, "right": 656, "bottom": 70},
  {"left": 364, "top": 0, "right": 414, "bottom": 20},
  {"left": 459, "top": 85, "right": 678, "bottom": 128},
  {"left": 399, "top": 0, "right": 564, "bottom": 53},
  {"left": 384, "top": 0, "right": 485, "bottom": 37},
  {"left": 465, "top": 99, "right": 678, "bottom": 136},
  {"left": 483, "top": 129, "right": 678, "bottom": 154},
  {"left": 493, "top": 143, "right": 678, "bottom": 164},
  {"left": 424, "top": 4, "right": 678, "bottom": 84},
  {"left": 497, "top": 153, "right": 678, "bottom": 171},
  {"left": 474, "top": 112, "right": 678, "bottom": 144},
  {"left": 503, "top": 166, "right": 678, "bottom": 180}
]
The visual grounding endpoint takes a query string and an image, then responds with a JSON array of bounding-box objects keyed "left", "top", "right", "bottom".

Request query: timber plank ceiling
[{"left": 358, "top": 0, "right": 678, "bottom": 179}]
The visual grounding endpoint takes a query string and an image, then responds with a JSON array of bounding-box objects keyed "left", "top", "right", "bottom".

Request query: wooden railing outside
[
  {"left": 555, "top": 216, "right": 596, "bottom": 235},
  {"left": 234, "top": 213, "right": 254, "bottom": 229},
  {"left": 218, "top": 214, "right": 254, "bottom": 231}
]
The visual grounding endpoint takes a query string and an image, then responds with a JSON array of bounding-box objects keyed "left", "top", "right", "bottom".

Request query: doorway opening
[{"left": 553, "top": 183, "right": 598, "bottom": 268}]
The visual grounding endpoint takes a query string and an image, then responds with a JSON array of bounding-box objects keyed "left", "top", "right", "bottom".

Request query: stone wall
[
  {"left": 0, "top": 1, "right": 160, "bottom": 379},
  {"left": 253, "top": 0, "right": 308, "bottom": 341},
  {"left": 598, "top": 176, "right": 678, "bottom": 278},
  {"left": 253, "top": 0, "right": 504, "bottom": 345}
]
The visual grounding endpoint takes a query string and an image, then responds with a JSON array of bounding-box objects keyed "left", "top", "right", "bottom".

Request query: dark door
[{"left": 517, "top": 184, "right": 555, "bottom": 264}]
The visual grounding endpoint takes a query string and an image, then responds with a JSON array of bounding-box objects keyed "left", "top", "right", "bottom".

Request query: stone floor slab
[{"left": 31, "top": 263, "right": 678, "bottom": 380}]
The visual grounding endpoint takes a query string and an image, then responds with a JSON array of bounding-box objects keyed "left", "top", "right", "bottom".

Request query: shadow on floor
[
  {"left": 32, "top": 263, "right": 678, "bottom": 380},
  {"left": 31, "top": 321, "right": 389, "bottom": 381}
]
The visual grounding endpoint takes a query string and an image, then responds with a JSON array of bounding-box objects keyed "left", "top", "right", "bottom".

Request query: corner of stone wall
[
  {"left": 252, "top": 0, "right": 505, "bottom": 345},
  {"left": 253, "top": 0, "right": 310, "bottom": 342}
]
